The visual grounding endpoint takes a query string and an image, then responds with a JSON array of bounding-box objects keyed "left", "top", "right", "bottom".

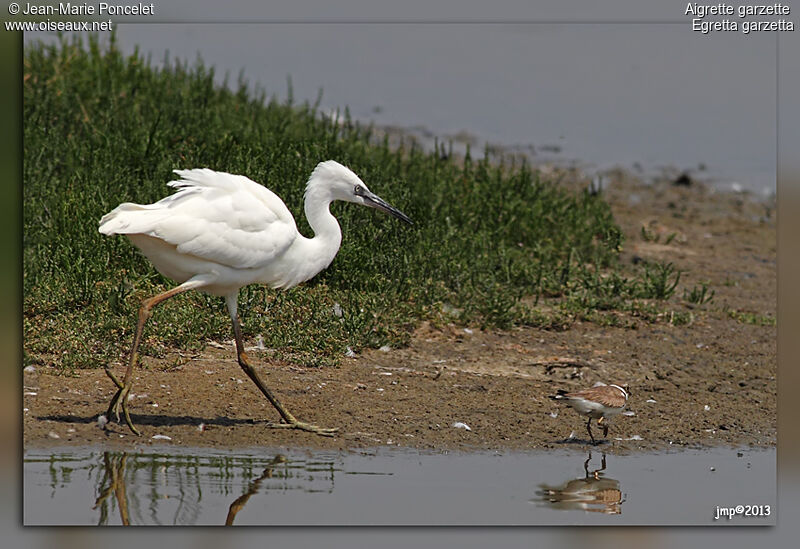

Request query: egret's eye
[{"left": 354, "top": 185, "right": 364, "bottom": 196}]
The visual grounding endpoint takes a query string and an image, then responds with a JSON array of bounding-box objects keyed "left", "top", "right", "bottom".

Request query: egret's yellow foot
[
  {"left": 103, "top": 369, "right": 141, "bottom": 436},
  {"left": 268, "top": 420, "right": 338, "bottom": 437}
]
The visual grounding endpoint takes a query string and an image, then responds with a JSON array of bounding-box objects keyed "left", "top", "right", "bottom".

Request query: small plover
[{"left": 551, "top": 383, "right": 630, "bottom": 444}]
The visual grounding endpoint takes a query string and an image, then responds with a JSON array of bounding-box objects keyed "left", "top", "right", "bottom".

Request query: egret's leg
[
  {"left": 586, "top": 417, "right": 596, "bottom": 445},
  {"left": 105, "top": 280, "right": 204, "bottom": 435},
  {"left": 226, "top": 295, "right": 337, "bottom": 437}
]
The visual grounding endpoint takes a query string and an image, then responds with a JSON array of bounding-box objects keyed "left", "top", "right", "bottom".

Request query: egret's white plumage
[
  {"left": 99, "top": 160, "right": 411, "bottom": 436},
  {"left": 99, "top": 161, "right": 409, "bottom": 295}
]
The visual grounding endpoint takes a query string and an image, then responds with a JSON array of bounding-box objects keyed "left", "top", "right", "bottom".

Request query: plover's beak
[{"left": 360, "top": 189, "right": 413, "bottom": 225}]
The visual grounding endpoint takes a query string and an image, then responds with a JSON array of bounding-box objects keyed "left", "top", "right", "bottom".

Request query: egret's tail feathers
[
  {"left": 164, "top": 169, "right": 269, "bottom": 204},
  {"left": 98, "top": 203, "right": 170, "bottom": 236},
  {"left": 169, "top": 168, "right": 243, "bottom": 192},
  {"left": 98, "top": 170, "right": 219, "bottom": 236}
]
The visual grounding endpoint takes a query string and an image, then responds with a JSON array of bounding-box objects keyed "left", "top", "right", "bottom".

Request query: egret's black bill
[{"left": 362, "top": 191, "right": 413, "bottom": 225}]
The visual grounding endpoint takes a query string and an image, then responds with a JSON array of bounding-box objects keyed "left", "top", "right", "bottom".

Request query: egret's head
[{"left": 309, "top": 160, "right": 412, "bottom": 224}]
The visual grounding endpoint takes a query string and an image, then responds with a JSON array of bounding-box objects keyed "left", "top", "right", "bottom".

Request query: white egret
[{"left": 99, "top": 160, "right": 412, "bottom": 436}]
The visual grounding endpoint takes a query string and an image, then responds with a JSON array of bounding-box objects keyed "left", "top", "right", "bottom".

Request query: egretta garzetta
[{"left": 99, "top": 160, "right": 412, "bottom": 436}]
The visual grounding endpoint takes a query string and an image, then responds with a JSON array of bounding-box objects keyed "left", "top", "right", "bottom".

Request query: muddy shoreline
[{"left": 23, "top": 175, "right": 776, "bottom": 454}]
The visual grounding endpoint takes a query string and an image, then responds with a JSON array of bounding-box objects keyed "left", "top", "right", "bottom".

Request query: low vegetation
[{"left": 24, "top": 35, "right": 688, "bottom": 371}]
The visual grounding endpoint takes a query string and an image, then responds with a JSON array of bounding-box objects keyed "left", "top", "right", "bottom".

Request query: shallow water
[{"left": 24, "top": 446, "right": 775, "bottom": 525}]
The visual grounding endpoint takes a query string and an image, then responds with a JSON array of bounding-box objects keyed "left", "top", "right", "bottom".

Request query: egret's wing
[{"left": 100, "top": 169, "right": 298, "bottom": 269}]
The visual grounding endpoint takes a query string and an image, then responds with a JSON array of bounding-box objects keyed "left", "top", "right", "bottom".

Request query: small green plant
[
  {"left": 640, "top": 225, "right": 656, "bottom": 242},
  {"left": 668, "top": 310, "right": 693, "bottom": 326},
  {"left": 683, "top": 282, "right": 715, "bottom": 305},
  {"left": 727, "top": 309, "right": 776, "bottom": 326},
  {"left": 640, "top": 224, "right": 677, "bottom": 245},
  {"left": 637, "top": 262, "right": 681, "bottom": 300}
]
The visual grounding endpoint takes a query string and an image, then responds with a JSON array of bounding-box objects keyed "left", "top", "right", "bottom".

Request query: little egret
[{"left": 99, "top": 160, "right": 412, "bottom": 437}]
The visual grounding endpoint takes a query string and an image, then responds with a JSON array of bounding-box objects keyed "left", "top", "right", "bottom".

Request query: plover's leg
[
  {"left": 586, "top": 417, "right": 596, "bottom": 444},
  {"left": 598, "top": 417, "right": 609, "bottom": 438}
]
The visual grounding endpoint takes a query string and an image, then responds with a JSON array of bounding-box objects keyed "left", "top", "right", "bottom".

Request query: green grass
[
  {"left": 683, "top": 281, "right": 715, "bottom": 305},
  {"left": 726, "top": 309, "right": 776, "bottom": 327},
  {"left": 24, "top": 34, "right": 688, "bottom": 372}
]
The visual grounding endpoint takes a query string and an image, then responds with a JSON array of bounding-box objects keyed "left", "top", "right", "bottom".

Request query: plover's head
[{"left": 609, "top": 383, "right": 631, "bottom": 399}]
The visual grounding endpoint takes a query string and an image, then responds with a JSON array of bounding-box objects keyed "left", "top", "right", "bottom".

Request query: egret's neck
[{"left": 303, "top": 182, "right": 343, "bottom": 255}]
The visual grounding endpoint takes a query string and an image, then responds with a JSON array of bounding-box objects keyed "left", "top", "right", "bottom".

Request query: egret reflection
[
  {"left": 94, "top": 452, "right": 131, "bottom": 525},
  {"left": 89, "top": 450, "right": 334, "bottom": 525},
  {"left": 225, "top": 454, "right": 288, "bottom": 525}
]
